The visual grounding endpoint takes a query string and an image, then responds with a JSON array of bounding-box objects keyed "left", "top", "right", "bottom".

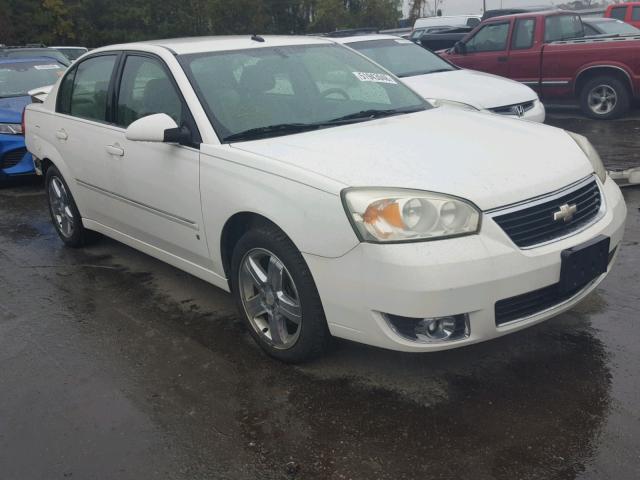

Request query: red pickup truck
[{"left": 441, "top": 10, "right": 640, "bottom": 119}]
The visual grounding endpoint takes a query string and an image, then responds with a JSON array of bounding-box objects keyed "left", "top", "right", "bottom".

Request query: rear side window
[
  {"left": 609, "top": 7, "right": 628, "bottom": 21},
  {"left": 116, "top": 55, "right": 183, "bottom": 128},
  {"left": 633, "top": 7, "right": 640, "bottom": 21},
  {"left": 544, "top": 15, "right": 583, "bottom": 42},
  {"left": 70, "top": 55, "right": 116, "bottom": 122},
  {"left": 465, "top": 22, "right": 510, "bottom": 52},
  {"left": 56, "top": 69, "right": 75, "bottom": 114},
  {"left": 512, "top": 19, "right": 536, "bottom": 49}
]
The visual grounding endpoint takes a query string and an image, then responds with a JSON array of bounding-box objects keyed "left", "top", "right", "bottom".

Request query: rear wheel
[
  {"left": 45, "top": 166, "right": 96, "bottom": 247},
  {"left": 579, "top": 76, "right": 630, "bottom": 120},
  {"left": 230, "top": 223, "right": 330, "bottom": 363}
]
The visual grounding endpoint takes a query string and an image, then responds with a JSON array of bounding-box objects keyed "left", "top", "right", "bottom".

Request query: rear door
[
  {"left": 449, "top": 21, "right": 512, "bottom": 77},
  {"left": 53, "top": 53, "right": 120, "bottom": 224},
  {"left": 103, "top": 53, "right": 211, "bottom": 268}
]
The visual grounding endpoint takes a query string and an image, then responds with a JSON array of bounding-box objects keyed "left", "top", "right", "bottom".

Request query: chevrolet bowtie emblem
[{"left": 553, "top": 203, "right": 578, "bottom": 222}]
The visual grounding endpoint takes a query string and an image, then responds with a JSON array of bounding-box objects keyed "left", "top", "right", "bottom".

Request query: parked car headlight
[
  {"left": 426, "top": 99, "right": 479, "bottom": 112},
  {"left": 342, "top": 188, "right": 481, "bottom": 243},
  {"left": 0, "top": 123, "right": 23, "bottom": 135},
  {"left": 567, "top": 131, "right": 606, "bottom": 183}
]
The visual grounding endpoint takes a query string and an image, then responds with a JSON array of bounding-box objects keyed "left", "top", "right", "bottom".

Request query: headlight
[
  {"left": 566, "top": 131, "right": 606, "bottom": 183},
  {"left": 342, "top": 188, "right": 481, "bottom": 243},
  {"left": 0, "top": 123, "right": 23, "bottom": 135},
  {"left": 426, "top": 98, "right": 479, "bottom": 112}
]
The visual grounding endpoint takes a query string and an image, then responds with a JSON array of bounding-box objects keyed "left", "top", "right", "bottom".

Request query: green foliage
[{"left": 1, "top": 0, "right": 401, "bottom": 47}]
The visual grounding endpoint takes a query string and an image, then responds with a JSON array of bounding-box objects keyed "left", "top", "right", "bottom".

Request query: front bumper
[
  {"left": 0, "top": 134, "right": 35, "bottom": 178},
  {"left": 304, "top": 176, "right": 626, "bottom": 352}
]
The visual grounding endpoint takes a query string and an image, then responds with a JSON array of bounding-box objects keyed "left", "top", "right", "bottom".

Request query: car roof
[
  {"left": 92, "top": 35, "right": 334, "bottom": 56},
  {"left": 582, "top": 17, "right": 619, "bottom": 23},
  {"left": 0, "top": 56, "right": 65, "bottom": 65},
  {"left": 486, "top": 9, "right": 567, "bottom": 20},
  {"left": 330, "top": 34, "right": 404, "bottom": 44}
]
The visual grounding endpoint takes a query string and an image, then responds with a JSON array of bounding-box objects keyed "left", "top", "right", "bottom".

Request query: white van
[{"left": 413, "top": 15, "right": 481, "bottom": 29}]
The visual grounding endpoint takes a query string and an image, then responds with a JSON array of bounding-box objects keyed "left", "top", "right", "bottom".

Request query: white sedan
[
  {"left": 332, "top": 34, "right": 546, "bottom": 122},
  {"left": 25, "top": 36, "right": 625, "bottom": 362}
]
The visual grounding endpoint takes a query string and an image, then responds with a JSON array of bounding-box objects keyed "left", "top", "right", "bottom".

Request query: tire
[
  {"left": 230, "top": 223, "right": 330, "bottom": 363},
  {"left": 579, "top": 75, "right": 630, "bottom": 120},
  {"left": 45, "top": 165, "right": 96, "bottom": 247}
]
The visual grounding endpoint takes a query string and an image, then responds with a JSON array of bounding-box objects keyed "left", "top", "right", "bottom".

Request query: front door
[
  {"left": 449, "top": 21, "right": 512, "bottom": 78},
  {"left": 103, "top": 53, "right": 211, "bottom": 268}
]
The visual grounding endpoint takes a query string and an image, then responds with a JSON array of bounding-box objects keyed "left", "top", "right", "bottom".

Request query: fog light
[{"left": 384, "top": 313, "right": 469, "bottom": 343}]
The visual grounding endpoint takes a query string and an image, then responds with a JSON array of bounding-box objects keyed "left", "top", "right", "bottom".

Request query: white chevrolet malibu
[
  {"left": 332, "top": 34, "right": 546, "bottom": 122},
  {"left": 25, "top": 36, "right": 626, "bottom": 362}
]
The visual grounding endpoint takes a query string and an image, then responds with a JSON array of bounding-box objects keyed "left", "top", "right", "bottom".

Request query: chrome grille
[
  {"left": 490, "top": 100, "right": 535, "bottom": 116},
  {"left": 491, "top": 177, "right": 603, "bottom": 248},
  {"left": 1, "top": 148, "right": 27, "bottom": 170}
]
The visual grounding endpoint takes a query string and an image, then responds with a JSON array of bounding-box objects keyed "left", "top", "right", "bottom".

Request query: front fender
[{"left": 199, "top": 145, "right": 360, "bottom": 277}]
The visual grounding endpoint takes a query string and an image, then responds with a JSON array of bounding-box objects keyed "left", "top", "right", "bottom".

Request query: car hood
[
  {"left": 0, "top": 96, "right": 30, "bottom": 123},
  {"left": 401, "top": 69, "right": 536, "bottom": 109},
  {"left": 231, "top": 108, "right": 593, "bottom": 211}
]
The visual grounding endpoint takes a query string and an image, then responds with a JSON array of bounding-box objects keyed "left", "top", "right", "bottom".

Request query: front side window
[
  {"left": 181, "top": 43, "right": 427, "bottom": 142},
  {"left": 633, "top": 7, "right": 640, "bottom": 21},
  {"left": 465, "top": 22, "right": 510, "bottom": 52},
  {"left": 544, "top": 15, "right": 584, "bottom": 42},
  {"left": 0, "top": 60, "right": 64, "bottom": 99},
  {"left": 69, "top": 55, "right": 116, "bottom": 122},
  {"left": 512, "top": 19, "right": 536, "bottom": 49},
  {"left": 116, "top": 55, "right": 183, "bottom": 128},
  {"left": 347, "top": 39, "right": 454, "bottom": 78},
  {"left": 610, "top": 6, "right": 628, "bottom": 20}
]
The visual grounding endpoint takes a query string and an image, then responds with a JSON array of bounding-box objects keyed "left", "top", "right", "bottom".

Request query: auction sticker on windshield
[
  {"left": 33, "top": 64, "right": 61, "bottom": 70},
  {"left": 352, "top": 72, "right": 397, "bottom": 84}
]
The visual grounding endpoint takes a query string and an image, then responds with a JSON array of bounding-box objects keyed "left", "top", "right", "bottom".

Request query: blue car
[{"left": 0, "top": 57, "right": 65, "bottom": 181}]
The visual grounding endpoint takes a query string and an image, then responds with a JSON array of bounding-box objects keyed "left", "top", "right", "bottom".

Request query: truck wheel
[
  {"left": 45, "top": 166, "right": 96, "bottom": 248},
  {"left": 230, "top": 223, "right": 330, "bottom": 363},
  {"left": 579, "top": 76, "right": 630, "bottom": 120}
]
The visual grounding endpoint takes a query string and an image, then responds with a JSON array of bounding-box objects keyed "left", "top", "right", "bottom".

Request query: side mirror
[
  {"left": 125, "top": 113, "right": 190, "bottom": 144},
  {"left": 453, "top": 41, "right": 467, "bottom": 55}
]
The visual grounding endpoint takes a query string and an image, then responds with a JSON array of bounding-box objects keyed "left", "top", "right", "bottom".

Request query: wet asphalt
[{"left": 1, "top": 108, "right": 639, "bottom": 480}]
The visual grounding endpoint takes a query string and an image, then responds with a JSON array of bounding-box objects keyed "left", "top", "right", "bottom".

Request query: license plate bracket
[{"left": 559, "top": 235, "right": 610, "bottom": 295}]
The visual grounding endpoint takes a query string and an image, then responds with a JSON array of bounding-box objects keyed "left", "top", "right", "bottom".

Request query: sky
[{"left": 401, "top": 0, "right": 608, "bottom": 17}]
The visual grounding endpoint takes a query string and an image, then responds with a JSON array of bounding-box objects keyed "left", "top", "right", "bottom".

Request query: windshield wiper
[
  {"left": 223, "top": 123, "right": 323, "bottom": 142},
  {"left": 326, "top": 106, "right": 425, "bottom": 124}
]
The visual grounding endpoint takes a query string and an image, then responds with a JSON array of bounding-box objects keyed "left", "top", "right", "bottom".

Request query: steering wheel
[{"left": 321, "top": 88, "right": 350, "bottom": 100}]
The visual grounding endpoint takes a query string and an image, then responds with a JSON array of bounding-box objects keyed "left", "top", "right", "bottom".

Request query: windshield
[
  {"left": 0, "top": 60, "right": 64, "bottom": 98},
  {"left": 180, "top": 43, "right": 428, "bottom": 142},
  {"left": 347, "top": 38, "right": 455, "bottom": 78},
  {"left": 592, "top": 20, "right": 639, "bottom": 35}
]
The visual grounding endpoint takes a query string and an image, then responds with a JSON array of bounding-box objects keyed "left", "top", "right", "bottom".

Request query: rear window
[
  {"left": 609, "top": 7, "right": 628, "bottom": 21},
  {"left": 544, "top": 15, "right": 584, "bottom": 42},
  {"left": 0, "top": 61, "right": 64, "bottom": 98}
]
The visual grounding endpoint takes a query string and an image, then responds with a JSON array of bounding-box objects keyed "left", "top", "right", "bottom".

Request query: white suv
[{"left": 25, "top": 36, "right": 626, "bottom": 362}]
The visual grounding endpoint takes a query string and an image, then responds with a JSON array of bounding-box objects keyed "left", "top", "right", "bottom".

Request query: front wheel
[
  {"left": 45, "top": 166, "right": 96, "bottom": 247},
  {"left": 230, "top": 223, "right": 330, "bottom": 363},
  {"left": 579, "top": 76, "right": 630, "bottom": 120}
]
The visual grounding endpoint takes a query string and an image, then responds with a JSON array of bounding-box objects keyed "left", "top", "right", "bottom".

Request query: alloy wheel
[
  {"left": 238, "top": 248, "right": 302, "bottom": 349},
  {"left": 48, "top": 176, "right": 75, "bottom": 238},
  {"left": 588, "top": 85, "right": 617, "bottom": 116}
]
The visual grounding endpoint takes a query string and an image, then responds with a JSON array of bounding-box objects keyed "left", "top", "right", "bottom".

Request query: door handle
[
  {"left": 497, "top": 56, "right": 508, "bottom": 62},
  {"left": 105, "top": 144, "right": 125, "bottom": 156},
  {"left": 55, "top": 129, "right": 68, "bottom": 140}
]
